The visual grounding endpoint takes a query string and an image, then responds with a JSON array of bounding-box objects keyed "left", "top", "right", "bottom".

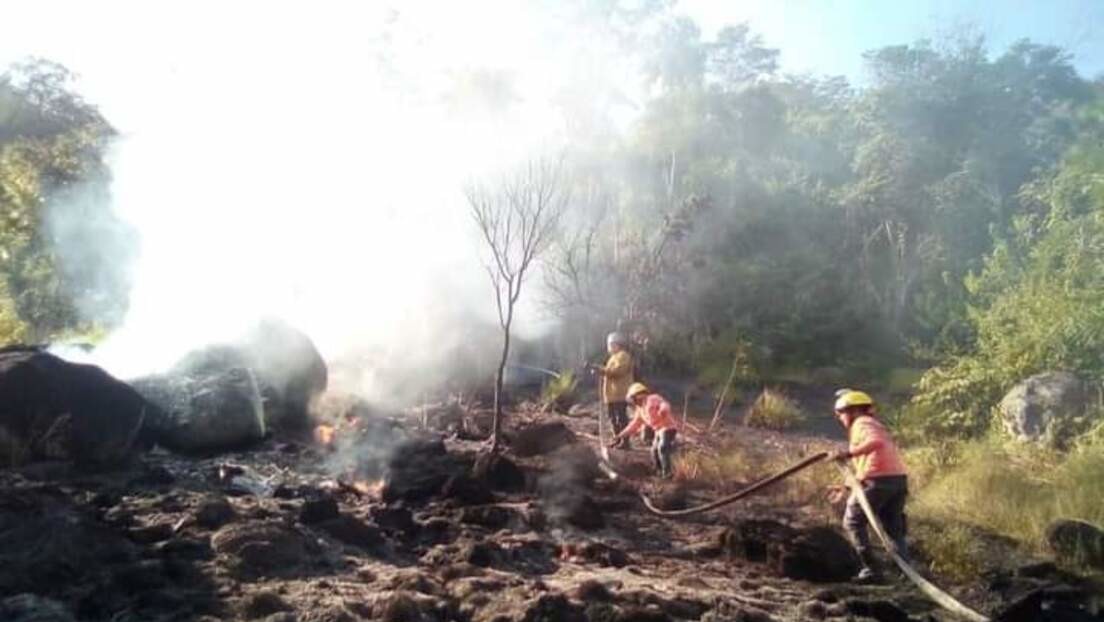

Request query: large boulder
[
  {"left": 173, "top": 319, "right": 327, "bottom": 432},
  {"left": 1045, "top": 519, "right": 1104, "bottom": 570},
  {"left": 0, "top": 346, "right": 149, "bottom": 466},
  {"left": 132, "top": 367, "right": 265, "bottom": 454},
  {"left": 999, "top": 372, "right": 1100, "bottom": 447}
]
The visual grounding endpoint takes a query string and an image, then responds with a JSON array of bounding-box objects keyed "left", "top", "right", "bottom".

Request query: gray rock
[
  {"left": 0, "top": 594, "right": 76, "bottom": 622},
  {"left": 1045, "top": 519, "right": 1104, "bottom": 569},
  {"left": 133, "top": 366, "right": 265, "bottom": 454},
  {"left": 999, "top": 372, "right": 1100, "bottom": 447}
]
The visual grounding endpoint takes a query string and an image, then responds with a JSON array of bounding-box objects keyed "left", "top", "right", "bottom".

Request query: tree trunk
[{"left": 490, "top": 321, "right": 512, "bottom": 453}]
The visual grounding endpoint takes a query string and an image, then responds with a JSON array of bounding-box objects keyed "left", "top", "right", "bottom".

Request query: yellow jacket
[{"left": 601, "top": 350, "right": 634, "bottom": 404}]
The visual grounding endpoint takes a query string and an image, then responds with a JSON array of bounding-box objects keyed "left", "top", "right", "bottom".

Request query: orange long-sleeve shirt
[
  {"left": 624, "top": 394, "right": 679, "bottom": 436},
  {"left": 848, "top": 416, "right": 907, "bottom": 480}
]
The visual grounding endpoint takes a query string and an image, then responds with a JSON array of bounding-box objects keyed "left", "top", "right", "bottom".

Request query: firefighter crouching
[{"left": 609, "top": 383, "right": 679, "bottom": 478}]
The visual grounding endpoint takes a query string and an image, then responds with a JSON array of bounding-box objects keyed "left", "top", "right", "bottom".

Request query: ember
[{"left": 314, "top": 424, "right": 336, "bottom": 447}]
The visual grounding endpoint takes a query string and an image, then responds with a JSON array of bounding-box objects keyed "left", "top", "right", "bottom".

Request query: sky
[{"left": 679, "top": 0, "right": 1104, "bottom": 82}]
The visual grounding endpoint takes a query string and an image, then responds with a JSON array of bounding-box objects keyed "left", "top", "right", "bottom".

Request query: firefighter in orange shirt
[
  {"left": 609, "top": 383, "right": 679, "bottom": 478},
  {"left": 829, "top": 389, "right": 909, "bottom": 582}
]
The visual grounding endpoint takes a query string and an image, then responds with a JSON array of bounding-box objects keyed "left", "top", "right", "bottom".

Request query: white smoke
[{"left": 0, "top": 1, "right": 643, "bottom": 400}]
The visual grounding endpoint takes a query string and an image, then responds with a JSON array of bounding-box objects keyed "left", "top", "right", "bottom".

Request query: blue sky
[{"left": 679, "top": 0, "right": 1104, "bottom": 82}]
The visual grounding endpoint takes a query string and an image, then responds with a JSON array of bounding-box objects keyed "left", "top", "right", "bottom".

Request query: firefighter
[
  {"left": 828, "top": 389, "right": 909, "bottom": 582},
  {"left": 589, "top": 332, "right": 634, "bottom": 448},
  {"left": 610, "top": 383, "right": 679, "bottom": 478}
]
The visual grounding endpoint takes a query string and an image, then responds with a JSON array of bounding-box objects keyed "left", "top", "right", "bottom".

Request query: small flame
[
  {"left": 352, "top": 479, "right": 385, "bottom": 497},
  {"left": 314, "top": 424, "right": 336, "bottom": 446}
]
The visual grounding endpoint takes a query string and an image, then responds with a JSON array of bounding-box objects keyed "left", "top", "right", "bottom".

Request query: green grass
[{"left": 744, "top": 388, "right": 806, "bottom": 431}]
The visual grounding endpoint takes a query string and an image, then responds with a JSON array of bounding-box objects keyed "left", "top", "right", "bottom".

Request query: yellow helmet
[
  {"left": 626, "top": 382, "right": 649, "bottom": 401},
  {"left": 834, "top": 390, "right": 874, "bottom": 411}
]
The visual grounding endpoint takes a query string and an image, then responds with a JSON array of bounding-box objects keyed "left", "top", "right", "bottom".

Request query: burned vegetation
[{"left": 1, "top": 324, "right": 1099, "bottom": 622}]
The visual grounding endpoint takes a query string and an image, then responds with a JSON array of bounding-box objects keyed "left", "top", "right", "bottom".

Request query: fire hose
[
  {"left": 834, "top": 461, "right": 990, "bottom": 622},
  {"left": 627, "top": 449, "right": 989, "bottom": 621},
  {"left": 640, "top": 452, "right": 829, "bottom": 517}
]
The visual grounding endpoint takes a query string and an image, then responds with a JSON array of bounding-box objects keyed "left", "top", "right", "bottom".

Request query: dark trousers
[
  {"left": 606, "top": 402, "right": 629, "bottom": 435},
  {"left": 844, "top": 475, "right": 909, "bottom": 566},
  {"left": 651, "top": 428, "right": 677, "bottom": 476}
]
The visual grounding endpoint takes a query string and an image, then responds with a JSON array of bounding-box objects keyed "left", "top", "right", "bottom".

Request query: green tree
[{"left": 0, "top": 58, "right": 132, "bottom": 342}]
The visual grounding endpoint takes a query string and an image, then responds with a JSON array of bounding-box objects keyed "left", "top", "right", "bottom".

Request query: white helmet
[{"left": 606, "top": 332, "right": 627, "bottom": 346}]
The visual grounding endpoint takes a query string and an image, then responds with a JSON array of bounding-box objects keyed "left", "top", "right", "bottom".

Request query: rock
[
  {"left": 235, "top": 319, "right": 328, "bottom": 431},
  {"left": 195, "top": 496, "right": 235, "bottom": 529},
  {"left": 442, "top": 474, "right": 495, "bottom": 506},
  {"left": 0, "top": 594, "right": 76, "bottom": 622},
  {"left": 245, "top": 591, "right": 293, "bottom": 619},
  {"left": 993, "top": 585, "right": 1102, "bottom": 622},
  {"left": 798, "top": 600, "right": 829, "bottom": 620},
  {"left": 616, "top": 608, "right": 671, "bottom": 622},
  {"left": 844, "top": 599, "right": 911, "bottom": 622},
  {"left": 719, "top": 520, "right": 797, "bottom": 562},
  {"left": 381, "top": 438, "right": 459, "bottom": 504},
  {"left": 169, "top": 320, "right": 326, "bottom": 433},
  {"left": 511, "top": 422, "right": 577, "bottom": 457},
  {"left": 371, "top": 507, "right": 418, "bottom": 535},
  {"left": 0, "top": 498, "right": 139, "bottom": 597},
  {"left": 317, "top": 516, "right": 385, "bottom": 550},
  {"left": 0, "top": 347, "right": 149, "bottom": 466},
  {"left": 520, "top": 593, "right": 586, "bottom": 622},
  {"left": 473, "top": 453, "right": 527, "bottom": 491},
  {"left": 999, "top": 372, "right": 1099, "bottom": 447},
  {"left": 772, "top": 526, "right": 860, "bottom": 583},
  {"left": 460, "top": 505, "right": 514, "bottom": 530},
  {"left": 575, "top": 580, "right": 614, "bottom": 602},
  {"left": 133, "top": 366, "right": 265, "bottom": 453},
  {"left": 1045, "top": 519, "right": 1104, "bottom": 569},
  {"left": 720, "top": 521, "right": 859, "bottom": 582},
  {"left": 211, "top": 522, "right": 315, "bottom": 578},
  {"left": 299, "top": 497, "right": 340, "bottom": 525},
  {"left": 462, "top": 541, "right": 503, "bottom": 567},
  {"left": 374, "top": 591, "right": 449, "bottom": 622}
]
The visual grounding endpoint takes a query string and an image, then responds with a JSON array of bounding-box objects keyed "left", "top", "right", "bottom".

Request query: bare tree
[{"left": 467, "top": 156, "right": 568, "bottom": 452}]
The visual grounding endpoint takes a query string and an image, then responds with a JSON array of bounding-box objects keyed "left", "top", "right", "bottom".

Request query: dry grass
[
  {"left": 744, "top": 388, "right": 806, "bottom": 431},
  {"left": 907, "top": 437, "right": 1104, "bottom": 576},
  {"left": 672, "top": 438, "right": 840, "bottom": 509}
]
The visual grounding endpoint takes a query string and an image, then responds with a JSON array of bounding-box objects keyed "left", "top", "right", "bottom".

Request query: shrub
[
  {"left": 744, "top": 388, "right": 805, "bottom": 431},
  {"left": 540, "top": 369, "right": 579, "bottom": 413}
]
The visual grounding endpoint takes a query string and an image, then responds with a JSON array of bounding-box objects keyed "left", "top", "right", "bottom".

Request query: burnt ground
[{"left": 0, "top": 398, "right": 1100, "bottom": 622}]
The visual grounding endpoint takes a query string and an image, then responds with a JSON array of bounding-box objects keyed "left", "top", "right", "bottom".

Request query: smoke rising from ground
[{"left": 3, "top": 2, "right": 641, "bottom": 402}]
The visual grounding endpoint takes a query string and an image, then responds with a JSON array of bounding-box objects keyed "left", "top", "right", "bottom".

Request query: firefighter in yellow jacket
[{"left": 589, "top": 332, "right": 634, "bottom": 448}]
